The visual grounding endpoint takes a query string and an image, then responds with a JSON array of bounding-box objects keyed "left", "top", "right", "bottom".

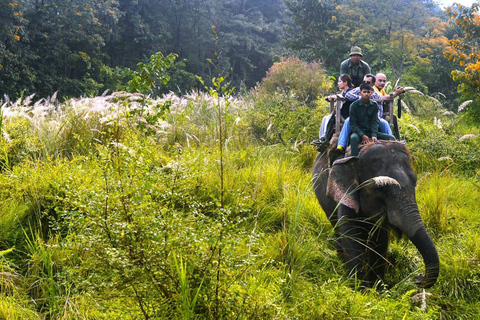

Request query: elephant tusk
[{"left": 372, "top": 176, "right": 400, "bottom": 187}]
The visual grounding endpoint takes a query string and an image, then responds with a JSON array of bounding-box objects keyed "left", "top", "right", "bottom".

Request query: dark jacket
[
  {"left": 340, "top": 59, "right": 371, "bottom": 88},
  {"left": 349, "top": 99, "right": 379, "bottom": 138}
]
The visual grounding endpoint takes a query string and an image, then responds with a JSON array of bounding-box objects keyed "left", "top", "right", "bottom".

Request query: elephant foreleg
[
  {"left": 336, "top": 204, "right": 368, "bottom": 281},
  {"left": 364, "top": 221, "right": 390, "bottom": 286}
]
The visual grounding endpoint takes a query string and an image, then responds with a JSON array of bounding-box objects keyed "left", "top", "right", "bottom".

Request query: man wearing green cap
[{"left": 340, "top": 46, "right": 371, "bottom": 88}]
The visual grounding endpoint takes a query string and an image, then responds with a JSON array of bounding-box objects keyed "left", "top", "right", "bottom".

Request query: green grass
[{"left": 0, "top": 91, "right": 478, "bottom": 318}]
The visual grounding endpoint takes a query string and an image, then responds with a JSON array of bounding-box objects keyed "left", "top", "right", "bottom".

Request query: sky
[{"left": 437, "top": 0, "right": 479, "bottom": 8}]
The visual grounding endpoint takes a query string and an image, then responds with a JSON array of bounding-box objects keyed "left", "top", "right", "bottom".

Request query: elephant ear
[{"left": 326, "top": 157, "right": 360, "bottom": 213}]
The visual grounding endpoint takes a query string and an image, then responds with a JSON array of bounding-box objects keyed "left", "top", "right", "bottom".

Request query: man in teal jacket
[{"left": 348, "top": 82, "right": 395, "bottom": 156}]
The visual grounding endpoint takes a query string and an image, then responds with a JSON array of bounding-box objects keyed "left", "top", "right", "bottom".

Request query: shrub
[
  {"left": 256, "top": 56, "right": 333, "bottom": 107},
  {"left": 247, "top": 91, "right": 325, "bottom": 145},
  {"left": 402, "top": 92, "right": 448, "bottom": 119},
  {"left": 399, "top": 114, "right": 480, "bottom": 175},
  {"left": 247, "top": 56, "right": 333, "bottom": 145}
]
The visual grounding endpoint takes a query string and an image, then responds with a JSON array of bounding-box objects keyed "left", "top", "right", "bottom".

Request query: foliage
[
  {"left": 0, "top": 83, "right": 478, "bottom": 318},
  {"left": 284, "top": 0, "right": 459, "bottom": 105},
  {"left": 160, "top": 59, "right": 200, "bottom": 95},
  {"left": 245, "top": 56, "right": 331, "bottom": 145},
  {"left": 0, "top": 0, "right": 289, "bottom": 100},
  {"left": 283, "top": 0, "right": 340, "bottom": 66},
  {"left": 399, "top": 113, "right": 480, "bottom": 176},
  {"left": 256, "top": 56, "right": 332, "bottom": 106},
  {"left": 213, "top": 0, "right": 289, "bottom": 89},
  {"left": 247, "top": 91, "right": 326, "bottom": 145},
  {"left": 0, "top": 0, "right": 36, "bottom": 96},
  {"left": 445, "top": 3, "right": 480, "bottom": 112},
  {"left": 123, "top": 52, "right": 178, "bottom": 96},
  {"left": 0, "top": 0, "right": 468, "bottom": 107},
  {"left": 401, "top": 90, "right": 448, "bottom": 118},
  {"left": 20, "top": 0, "right": 121, "bottom": 99}
]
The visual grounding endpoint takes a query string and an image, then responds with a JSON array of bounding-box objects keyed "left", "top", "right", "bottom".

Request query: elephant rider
[
  {"left": 335, "top": 74, "right": 393, "bottom": 154},
  {"left": 311, "top": 74, "right": 355, "bottom": 151},
  {"left": 374, "top": 73, "right": 405, "bottom": 99},
  {"left": 374, "top": 73, "right": 405, "bottom": 138},
  {"left": 338, "top": 82, "right": 395, "bottom": 157},
  {"left": 340, "top": 46, "right": 371, "bottom": 88}
]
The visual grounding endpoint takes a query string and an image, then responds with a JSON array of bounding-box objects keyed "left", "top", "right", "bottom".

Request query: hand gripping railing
[{"left": 328, "top": 96, "right": 396, "bottom": 134}]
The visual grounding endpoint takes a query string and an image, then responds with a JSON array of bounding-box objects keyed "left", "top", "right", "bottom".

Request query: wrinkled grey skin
[{"left": 312, "top": 140, "right": 439, "bottom": 288}]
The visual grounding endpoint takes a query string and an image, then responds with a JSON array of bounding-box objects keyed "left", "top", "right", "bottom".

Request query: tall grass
[{"left": 0, "top": 90, "right": 478, "bottom": 318}]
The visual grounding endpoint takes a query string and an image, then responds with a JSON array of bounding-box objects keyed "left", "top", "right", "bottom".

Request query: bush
[
  {"left": 399, "top": 114, "right": 480, "bottom": 175},
  {"left": 402, "top": 92, "right": 448, "bottom": 119},
  {"left": 246, "top": 56, "right": 333, "bottom": 145},
  {"left": 256, "top": 56, "right": 333, "bottom": 107},
  {"left": 0, "top": 88, "right": 479, "bottom": 318},
  {"left": 247, "top": 91, "right": 326, "bottom": 145}
]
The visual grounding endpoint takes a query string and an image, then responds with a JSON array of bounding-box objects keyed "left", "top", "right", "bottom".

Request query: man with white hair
[
  {"left": 374, "top": 73, "right": 404, "bottom": 99},
  {"left": 374, "top": 73, "right": 405, "bottom": 139}
]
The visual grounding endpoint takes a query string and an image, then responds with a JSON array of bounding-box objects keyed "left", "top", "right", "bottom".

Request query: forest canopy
[{"left": 0, "top": 0, "right": 478, "bottom": 110}]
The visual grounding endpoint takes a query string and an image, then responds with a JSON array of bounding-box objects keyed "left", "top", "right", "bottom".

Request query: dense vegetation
[
  {"left": 1, "top": 0, "right": 480, "bottom": 319},
  {"left": 0, "top": 0, "right": 479, "bottom": 113},
  {"left": 0, "top": 58, "right": 479, "bottom": 318},
  {"left": 0, "top": 0, "right": 287, "bottom": 99}
]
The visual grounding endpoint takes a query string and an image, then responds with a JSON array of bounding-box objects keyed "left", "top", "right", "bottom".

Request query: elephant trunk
[
  {"left": 390, "top": 202, "right": 439, "bottom": 288},
  {"left": 409, "top": 226, "right": 439, "bottom": 288}
]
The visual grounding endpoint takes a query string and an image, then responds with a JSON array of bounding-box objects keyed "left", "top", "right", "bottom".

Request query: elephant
[{"left": 312, "top": 137, "right": 439, "bottom": 288}]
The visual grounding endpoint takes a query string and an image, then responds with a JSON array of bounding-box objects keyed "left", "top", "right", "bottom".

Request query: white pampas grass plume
[
  {"left": 407, "top": 124, "right": 420, "bottom": 133},
  {"left": 292, "top": 140, "right": 301, "bottom": 152},
  {"left": 427, "top": 96, "right": 442, "bottom": 107},
  {"left": 459, "top": 134, "right": 477, "bottom": 141},
  {"left": 49, "top": 91, "right": 58, "bottom": 103},
  {"left": 372, "top": 176, "right": 400, "bottom": 187},
  {"left": 406, "top": 89, "right": 424, "bottom": 95},
  {"left": 110, "top": 142, "right": 128, "bottom": 150},
  {"left": 458, "top": 100, "right": 473, "bottom": 112},
  {"left": 156, "top": 120, "right": 171, "bottom": 130},
  {"left": 2, "top": 131, "right": 11, "bottom": 142},
  {"left": 401, "top": 100, "right": 410, "bottom": 113},
  {"left": 23, "top": 93, "right": 36, "bottom": 106}
]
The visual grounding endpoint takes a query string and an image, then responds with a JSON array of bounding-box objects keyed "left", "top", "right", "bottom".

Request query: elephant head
[{"left": 317, "top": 141, "right": 439, "bottom": 288}]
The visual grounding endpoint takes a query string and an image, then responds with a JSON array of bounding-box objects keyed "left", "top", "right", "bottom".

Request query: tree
[
  {"left": 283, "top": 0, "right": 341, "bottom": 69},
  {"left": 21, "top": 0, "right": 121, "bottom": 99},
  {"left": 0, "top": 0, "right": 36, "bottom": 97},
  {"left": 104, "top": 0, "right": 168, "bottom": 69},
  {"left": 403, "top": 17, "right": 458, "bottom": 101},
  {"left": 213, "top": 0, "right": 288, "bottom": 88},
  {"left": 123, "top": 51, "right": 177, "bottom": 96},
  {"left": 284, "top": 0, "right": 459, "bottom": 105},
  {"left": 444, "top": 3, "right": 480, "bottom": 107}
]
